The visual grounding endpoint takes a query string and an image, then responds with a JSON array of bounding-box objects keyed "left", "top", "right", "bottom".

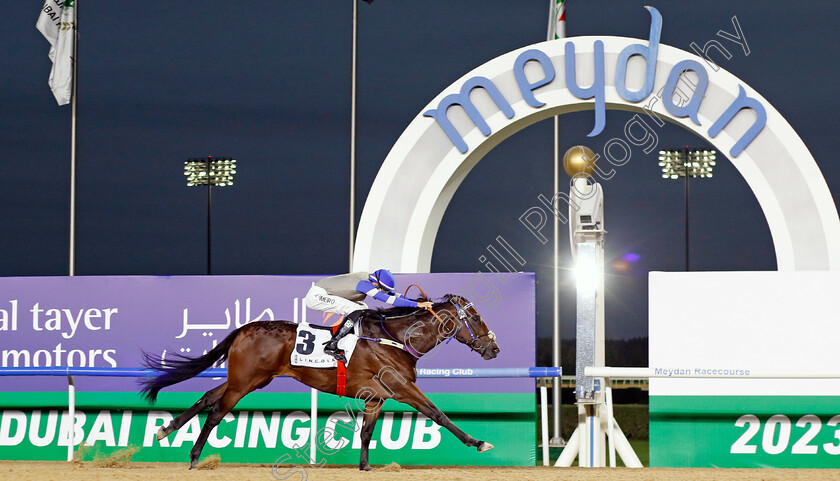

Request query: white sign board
[{"left": 650, "top": 271, "right": 840, "bottom": 396}]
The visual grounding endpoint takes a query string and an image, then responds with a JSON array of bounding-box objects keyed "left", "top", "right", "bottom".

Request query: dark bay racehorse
[{"left": 140, "top": 294, "right": 500, "bottom": 470}]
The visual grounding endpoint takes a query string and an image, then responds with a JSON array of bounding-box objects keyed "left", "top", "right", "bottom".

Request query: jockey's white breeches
[{"left": 304, "top": 284, "right": 367, "bottom": 316}]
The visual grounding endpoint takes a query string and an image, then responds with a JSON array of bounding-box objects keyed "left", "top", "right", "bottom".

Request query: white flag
[
  {"left": 36, "top": 0, "right": 75, "bottom": 106},
  {"left": 547, "top": 0, "right": 565, "bottom": 41}
]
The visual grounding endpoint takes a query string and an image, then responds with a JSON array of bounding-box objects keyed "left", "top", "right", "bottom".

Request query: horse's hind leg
[
  {"left": 188, "top": 386, "right": 249, "bottom": 469},
  {"left": 158, "top": 382, "right": 227, "bottom": 441}
]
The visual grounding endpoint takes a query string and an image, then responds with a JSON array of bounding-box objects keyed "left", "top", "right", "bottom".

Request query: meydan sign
[
  {"left": 424, "top": 7, "right": 762, "bottom": 156},
  {"left": 353, "top": 6, "right": 840, "bottom": 273}
]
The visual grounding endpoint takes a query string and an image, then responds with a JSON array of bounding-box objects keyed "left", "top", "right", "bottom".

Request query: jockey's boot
[{"left": 323, "top": 310, "right": 364, "bottom": 363}]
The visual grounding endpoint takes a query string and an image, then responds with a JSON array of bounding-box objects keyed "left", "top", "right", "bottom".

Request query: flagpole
[
  {"left": 38, "top": 2, "right": 78, "bottom": 276},
  {"left": 549, "top": 0, "right": 566, "bottom": 448},
  {"left": 69, "top": 0, "right": 78, "bottom": 277},
  {"left": 67, "top": 0, "right": 79, "bottom": 463},
  {"left": 349, "top": 0, "right": 358, "bottom": 271}
]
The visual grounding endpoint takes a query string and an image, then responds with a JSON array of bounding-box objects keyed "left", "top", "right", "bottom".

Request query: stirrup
[
  {"left": 323, "top": 342, "right": 346, "bottom": 363},
  {"left": 323, "top": 341, "right": 338, "bottom": 354},
  {"left": 327, "top": 349, "right": 347, "bottom": 364}
]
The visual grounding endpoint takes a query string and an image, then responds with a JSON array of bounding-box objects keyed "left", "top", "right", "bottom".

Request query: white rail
[
  {"left": 586, "top": 367, "right": 840, "bottom": 379},
  {"left": 581, "top": 366, "right": 840, "bottom": 468}
]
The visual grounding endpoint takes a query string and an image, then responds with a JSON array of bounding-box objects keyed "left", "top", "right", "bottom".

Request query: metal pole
[
  {"left": 69, "top": 0, "right": 79, "bottom": 276},
  {"left": 548, "top": 0, "right": 566, "bottom": 446},
  {"left": 540, "top": 383, "right": 549, "bottom": 465},
  {"left": 606, "top": 379, "right": 615, "bottom": 467},
  {"left": 207, "top": 160, "right": 212, "bottom": 275},
  {"left": 552, "top": 115, "right": 562, "bottom": 444},
  {"left": 349, "top": 0, "right": 358, "bottom": 270},
  {"left": 67, "top": 375, "right": 75, "bottom": 461},
  {"left": 310, "top": 388, "right": 318, "bottom": 464}
]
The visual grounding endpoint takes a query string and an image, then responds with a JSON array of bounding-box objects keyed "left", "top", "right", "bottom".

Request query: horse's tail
[{"left": 140, "top": 327, "right": 242, "bottom": 403}]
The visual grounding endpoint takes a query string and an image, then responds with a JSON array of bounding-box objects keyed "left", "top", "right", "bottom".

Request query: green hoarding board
[
  {"left": 0, "top": 391, "right": 536, "bottom": 466},
  {"left": 651, "top": 395, "right": 840, "bottom": 468}
]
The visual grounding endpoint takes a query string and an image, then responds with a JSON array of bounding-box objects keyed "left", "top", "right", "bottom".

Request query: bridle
[
  {"left": 376, "top": 287, "right": 497, "bottom": 357},
  {"left": 442, "top": 297, "right": 496, "bottom": 354}
]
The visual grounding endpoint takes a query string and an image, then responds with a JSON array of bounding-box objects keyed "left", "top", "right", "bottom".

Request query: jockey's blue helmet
[{"left": 370, "top": 269, "right": 396, "bottom": 294}]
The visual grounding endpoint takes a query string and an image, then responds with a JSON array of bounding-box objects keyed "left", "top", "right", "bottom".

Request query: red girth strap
[
  {"left": 332, "top": 323, "right": 347, "bottom": 397},
  {"left": 336, "top": 360, "right": 347, "bottom": 397}
]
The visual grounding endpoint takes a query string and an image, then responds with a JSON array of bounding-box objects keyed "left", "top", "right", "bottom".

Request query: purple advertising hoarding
[{"left": 0, "top": 273, "right": 534, "bottom": 394}]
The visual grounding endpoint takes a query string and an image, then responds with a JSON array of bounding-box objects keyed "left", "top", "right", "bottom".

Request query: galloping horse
[{"left": 140, "top": 294, "right": 500, "bottom": 470}]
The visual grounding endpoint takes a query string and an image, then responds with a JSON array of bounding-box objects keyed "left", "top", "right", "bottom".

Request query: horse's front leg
[
  {"left": 359, "top": 400, "right": 384, "bottom": 471},
  {"left": 392, "top": 382, "right": 493, "bottom": 453}
]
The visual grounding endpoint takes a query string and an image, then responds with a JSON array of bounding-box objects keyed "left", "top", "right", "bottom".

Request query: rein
[
  {"left": 356, "top": 312, "right": 423, "bottom": 358},
  {"left": 359, "top": 293, "right": 496, "bottom": 358},
  {"left": 428, "top": 298, "right": 496, "bottom": 354},
  {"left": 403, "top": 283, "right": 429, "bottom": 302}
]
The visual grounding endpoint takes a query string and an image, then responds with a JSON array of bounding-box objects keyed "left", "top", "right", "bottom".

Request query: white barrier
[
  {"left": 586, "top": 367, "right": 840, "bottom": 379},
  {"left": 583, "top": 366, "right": 840, "bottom": 467},
  {"left": 1, "top": 366, "right": 561, "bottom": 465}
]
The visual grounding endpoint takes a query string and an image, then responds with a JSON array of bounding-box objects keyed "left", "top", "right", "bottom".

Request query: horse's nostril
[{"left": 493, "top": 346, "right": 500, "bottom": 353}]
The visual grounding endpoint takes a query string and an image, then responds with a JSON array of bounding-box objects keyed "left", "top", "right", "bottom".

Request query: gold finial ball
[{"left": 563, "top": 145, "right": 597, "bottom": 178}]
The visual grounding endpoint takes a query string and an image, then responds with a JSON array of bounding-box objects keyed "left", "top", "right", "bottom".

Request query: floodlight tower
[
  {"left": 184, "top": 156, "right": 237, "bottom": 275},
  {"left": 658, "top": 148, "right": 716, "bottom": 270},
  {"left": 554, "top": 146, "right": 641, "bottom": 469}
]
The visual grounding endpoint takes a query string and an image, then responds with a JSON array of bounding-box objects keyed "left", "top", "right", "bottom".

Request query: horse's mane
[{"left": 374, "top": 293, "right": 462, "bottom": 318}]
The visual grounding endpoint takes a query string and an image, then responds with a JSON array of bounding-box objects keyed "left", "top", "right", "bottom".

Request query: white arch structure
[{"left": 353, "top": 36, "right": 840, "bottom": 272}]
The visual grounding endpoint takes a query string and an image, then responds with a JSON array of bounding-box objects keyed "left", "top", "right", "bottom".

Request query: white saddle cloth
[{"left": 290, "top": 322, "right": 359, "bottom": 368}]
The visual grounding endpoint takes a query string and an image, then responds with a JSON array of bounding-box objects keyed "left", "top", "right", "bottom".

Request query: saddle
[{"left": 289, "top": 322, "right": 360, "bottom": 369}]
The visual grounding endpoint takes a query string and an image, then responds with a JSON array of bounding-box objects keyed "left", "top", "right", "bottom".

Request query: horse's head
[{"left": 442, "top": 295, "right": 500, "bottom": 360}]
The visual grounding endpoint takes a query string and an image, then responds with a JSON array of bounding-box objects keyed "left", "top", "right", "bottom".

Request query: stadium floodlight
[
  {"left": 658, "top": 149, "right": 716, "bottom": 179},
  {"left": 184, "top": 157, "right": 237, "bottom": 274},
  {"left": 184, "top": 157, "right": 237, "bottom": 187},
  {"left": 658, "top": 148, "right": 716, "bottom": 270}
]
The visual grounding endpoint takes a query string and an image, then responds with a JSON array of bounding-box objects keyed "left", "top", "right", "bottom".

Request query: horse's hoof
[
  {"left": 359, "top": 464, "right": 373, "bottom": 471},
  {"left": 477, "top": 441, "right": 494, "bottom": 453},
  {"left": 156, "top": 427, "right": 168, "bottom": 441}
]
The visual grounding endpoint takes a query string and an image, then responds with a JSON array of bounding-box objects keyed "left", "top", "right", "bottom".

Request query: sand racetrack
[{"left": 2, "top": 461, "right": 838, "bottom": 481}]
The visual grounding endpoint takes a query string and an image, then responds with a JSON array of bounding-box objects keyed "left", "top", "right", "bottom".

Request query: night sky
[{"left": 3, "top": 1, "right": 838, "bottom": 340}]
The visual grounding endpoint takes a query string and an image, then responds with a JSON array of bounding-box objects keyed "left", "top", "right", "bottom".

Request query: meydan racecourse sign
[{"left": 353, "top": 6, "right": 840, "bottom": 273}]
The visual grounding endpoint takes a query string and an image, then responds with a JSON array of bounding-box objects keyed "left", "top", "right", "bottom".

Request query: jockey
[{"left": 304, "top": 269, "right": 433, "bottom": 363}]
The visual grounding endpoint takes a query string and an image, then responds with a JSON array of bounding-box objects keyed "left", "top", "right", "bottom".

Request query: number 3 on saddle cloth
[{"left": 290, "top": 322, "right": 360, "bottom": 396}]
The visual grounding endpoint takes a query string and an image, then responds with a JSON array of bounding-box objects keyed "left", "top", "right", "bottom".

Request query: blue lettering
[
  {"left": 663, "top": 59, "right": 708, "bottom": 125},
  {"left": 614, "top": 6, "right": 662, "bottom": 102},
  {"left": 514, "top": 49, "right": 555, "bottom": 108},
  {"left": 564, "top": 40, "right": 605, "bottom": 137},
  {"left": 708, "top": 85, "right": 767, "bottom": 157},
  {"left": 423, "top": 76, "right": 514, "bottom": 154},
  {"left": 421, "top": 6, "right": 764, "bottom": 159}
]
